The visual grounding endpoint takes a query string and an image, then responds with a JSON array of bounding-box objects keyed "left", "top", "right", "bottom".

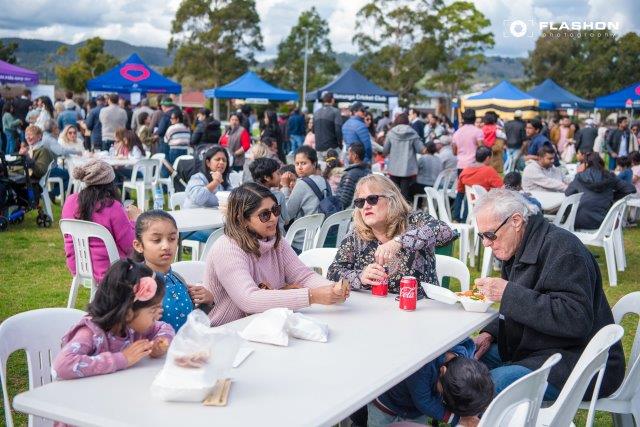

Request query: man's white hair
[{"left": 474, "top": 189, "right": 540, "bottom": 222}]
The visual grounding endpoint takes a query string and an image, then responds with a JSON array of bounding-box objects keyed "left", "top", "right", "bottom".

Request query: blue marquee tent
[
  {"left": 528, "top": 79, "right": 594, "bottom": 110},
  {"left": 87, "top": 53, "right": 181, "bottom": 94},
  {"left": 204, "top": 71, "right": 298, "bottom": 101},
  {"left": 463, "top": 80, "right": 553, "bottom": 120},
  {"left": 305, "top": 67, "right": 396, "bottom": 103},
  {"left": 595, "top": 82, "right": 640, "bottom": 109}
]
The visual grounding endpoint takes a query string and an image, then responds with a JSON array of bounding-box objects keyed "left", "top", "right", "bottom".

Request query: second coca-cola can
[
  {"left": 399, "top": 276, "right": 417, "bottom": 311},
  {"left": 371, "top": 277, "right": 388, "bottom": 297}
]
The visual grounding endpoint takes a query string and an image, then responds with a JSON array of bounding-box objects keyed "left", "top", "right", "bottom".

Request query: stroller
[{"left": 0, "top": 151, "right": 53, "bottom": 231}]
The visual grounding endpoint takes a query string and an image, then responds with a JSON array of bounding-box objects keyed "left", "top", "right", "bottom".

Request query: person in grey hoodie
[
  {"left": 383, "top": 112, "right": 425, "bottom": 201},
  {"left": 281, "top": 146, "right": 329, "bottom": 252},
  {"left": 565, "top": 152, "right": 635, "bottom": 230}
]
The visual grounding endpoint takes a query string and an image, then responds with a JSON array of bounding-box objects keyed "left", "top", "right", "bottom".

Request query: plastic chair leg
[
  {"left": 604, "top": 239, "right": 618, "bottom": 286},
  {"left": 613, "top": 229, "right": 626, "bottom": 272},
  {"left": 457, "top": 230, "right": 469, "bottom": 263},
  {"left": 137, "top": 183, "right": 147, "bottom": 212},
  {"left": 89, "top": 279, "right": 98, "bottom": 303},
  {"left": 481, "top": 247, "right": 493, "bottom": 278},
  {"left": 67, "top": 276, "right": 80, "bottom": 308}
]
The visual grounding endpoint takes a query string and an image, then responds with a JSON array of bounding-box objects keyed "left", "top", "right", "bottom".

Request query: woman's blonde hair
[
  {"left": 25, "top": 124, "right": 42, "bottom": 138},
  {"left": 249, "top": 142, "right": 270, "bottom": 161},
  {"left": 353, "top": 174, "right": 411, "bottom": 241},
  {"left": 60, "top": 124, "right": 77, "bottom": 145},
  {"left": 224, "top": 182, "right": 281, "bottom": 257}
]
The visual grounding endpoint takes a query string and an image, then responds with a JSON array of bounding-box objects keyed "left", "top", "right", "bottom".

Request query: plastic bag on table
[
  {"left": 286, "top": 313, "right": 329, "bottom": 343},
  {"left": 239, "top": 308, "right": 291, "bottom": 346},
  {"left": 151, "top": 310, "right": 242, "bottom": 402}
]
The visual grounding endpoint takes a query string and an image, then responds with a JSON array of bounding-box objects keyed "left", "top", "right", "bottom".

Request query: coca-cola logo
[{"left": 400, "top": 286, "right": 416, "bottom": 298}]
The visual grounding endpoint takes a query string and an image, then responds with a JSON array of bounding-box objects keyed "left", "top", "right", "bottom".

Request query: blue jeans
[
  {"left": 366, "top": 402, "right": 428, "bottom": 427},
  {"left": 3, "top": 130, "right": 17, "bottom": 154},
  {"left": 289, "top": 134, "right": 304, "bottom": 154},
  {"left": 481, "top": 344, "right": 560, "bottom": 401},
  {"left": 452, "top": 192, "right": 468, "bottom": 222},
  {"left": 180, "top": 229, "right": 214, "bottom": 243},
  {"left": 609, "top": 156, "right": 617, "bottom": 171}
]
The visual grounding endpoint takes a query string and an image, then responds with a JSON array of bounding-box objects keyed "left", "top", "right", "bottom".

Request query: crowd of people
[{"left": 2, "top": 87, "right": 638, "bottom": 426}]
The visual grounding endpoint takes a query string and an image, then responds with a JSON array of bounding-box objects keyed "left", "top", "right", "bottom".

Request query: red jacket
[{"left": 457, "top": 164, "right": 503, "bottom": 193}]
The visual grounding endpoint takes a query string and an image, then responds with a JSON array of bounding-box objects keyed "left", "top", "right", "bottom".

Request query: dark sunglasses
[
  {"left": 353, "top": 195, "right": 387, "bottom": 209},
  {"left": 477, "top": 215, "right": 511, "bottom": 242},
  {"left": 255, "top": 204, "right": 281, "bottom": 223}
]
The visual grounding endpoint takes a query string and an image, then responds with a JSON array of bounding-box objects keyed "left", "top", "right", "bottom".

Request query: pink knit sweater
[
  {"left": 205, "top": 235, "right": 330, "bottom": 326},
  {"left": 61, "top": 193, "right": 135, "bottom": 283}
]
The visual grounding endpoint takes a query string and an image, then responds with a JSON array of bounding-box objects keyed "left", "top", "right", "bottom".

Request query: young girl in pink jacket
[
  {"left": 61, "top": 159, "right": 141, "bottom": 283},
  {"left": 53, "top": 259, "right": 174, "bottom": 380}
]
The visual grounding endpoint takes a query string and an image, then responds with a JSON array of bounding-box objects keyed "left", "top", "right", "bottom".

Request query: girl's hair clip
[{"left": 133, "top": 276, "right": 157, "bottom": 302}]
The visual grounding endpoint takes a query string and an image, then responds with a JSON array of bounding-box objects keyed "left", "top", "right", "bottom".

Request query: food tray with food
[{"left": 421, "top": 283, "right": 493, "bottom": 313}]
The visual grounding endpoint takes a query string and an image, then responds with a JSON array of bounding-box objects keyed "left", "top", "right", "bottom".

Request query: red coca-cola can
[
  {"left": 371, "top": 276, "right": 388, "bottom": 297},
  {"left": 399, "top": 276, "right": 417, "bottom": 311}
]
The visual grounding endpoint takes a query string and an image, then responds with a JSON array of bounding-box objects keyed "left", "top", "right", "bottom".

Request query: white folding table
[
  {"left": 13, "top": 292, "right": 497, "bottom": 427},
  {"left": 529, "top": 190, "right": 565, "bottom": 212},
  {"left": 168, "top": 208, "right": 225, "bottom": 233}
]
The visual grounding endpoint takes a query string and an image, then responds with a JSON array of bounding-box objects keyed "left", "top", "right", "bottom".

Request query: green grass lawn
[{"left": 0, "top": 205, "right": 638, "bottom": 426}]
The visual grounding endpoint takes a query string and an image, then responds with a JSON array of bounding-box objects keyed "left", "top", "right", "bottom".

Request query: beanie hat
[{"left": 72, "top": 159, "right": 115, "bottom": 186}]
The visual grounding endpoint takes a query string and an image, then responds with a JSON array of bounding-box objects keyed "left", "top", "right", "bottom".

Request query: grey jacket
[
  {"left": 283, "top": 175, "right": 328, "bottom": 249},
  {"left": 417, "top": 154, "right": 443, "bottom": 186},
  {"left": 184, "top": 172, "right": 222, "bottom": 209},
  {"left": 383, "top": 125, "right": 424, "bottom": 177}
]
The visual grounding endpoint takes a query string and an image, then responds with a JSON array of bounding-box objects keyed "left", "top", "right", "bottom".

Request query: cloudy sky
[{"left": 0, "top": 0, "right": 637, "bottom": 59}]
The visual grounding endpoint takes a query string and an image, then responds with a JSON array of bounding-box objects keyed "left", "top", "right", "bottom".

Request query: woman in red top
[{"left": 219, "top": 112, "right": 251, "bottom": 172}]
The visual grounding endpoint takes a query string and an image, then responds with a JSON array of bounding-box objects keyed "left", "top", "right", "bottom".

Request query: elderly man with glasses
[{"left": 472, "top": 189, "right": 624, "bottom": 401}]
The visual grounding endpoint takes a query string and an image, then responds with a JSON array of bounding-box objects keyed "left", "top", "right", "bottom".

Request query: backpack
[{"left": 301, "top": 177, "right": 343, "bottom": 217}]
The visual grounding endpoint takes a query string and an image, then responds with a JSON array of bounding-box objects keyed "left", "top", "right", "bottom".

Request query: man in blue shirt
[
  {"left": 341, "top": 101, "right": 372, "bottom": 164},
  {"left": 287, "top": 108, "right": 305, "bottom": 156},
  {"left": 525, "top": 118, "right": 559, "bottom": 166}
]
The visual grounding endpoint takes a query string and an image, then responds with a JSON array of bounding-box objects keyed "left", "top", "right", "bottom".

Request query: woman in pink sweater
[
  {"left": 62, "top": 159, "right": 140, "bottom": 283},
  {"left": 205, "top": 182, "right": 347, "bottom": 326}
]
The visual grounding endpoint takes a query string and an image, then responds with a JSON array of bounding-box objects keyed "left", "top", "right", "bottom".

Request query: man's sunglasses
[
  {"left": 256, "top": 204, "right": 281, "bottom": 223},
  {"left": 477, "top": 215, "right": 511, "bottom": 242},
  {"left": 353, "top": 195, "right": 387, "bottom": 209}
]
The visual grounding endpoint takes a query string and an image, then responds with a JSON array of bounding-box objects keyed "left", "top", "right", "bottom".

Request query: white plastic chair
[
  {"left": 536, "top": 324, "right": 625, "bottom": 427},
  {"left": 298, "top": 248, "right": 338, "bottom": 278},
  {"left": 200, "top": 227, "right": 226, "bottom": 262},
  {"left": 121, "top": 158, "right": 161, "bottom": 211},
  {"left": 170, "top": 192, "right": 187, "bottom": 211},
  {"left": 59, "top": 219, "right": 120, "bottom": 308},
  {"left": 38, "top": 161, "right": 55, "bottom": 222},
  {"left": 465, "top": 185, "right": 486, "bottom": 267},
  {"left": 0, "top": 308, "right": 85, "bottom": 427},
  {"left": 285, "top": 213, "right": 325, "bottom": 252},
  {"left": 157, "top": 155, "right": 192, "bottom": 202},
  {"left": 480, "top": 246, "right": 495, "bottom": 278},
  {"left": 315, "top": 209, "right": 354, "bottom": 248},
  {"left": 479, "top": 354, "right": 562, "bottom": 427},
  {"left": 45, "top": 160, "right": 65, "bottom": 205},
  {"left": 548, "top": 192, "right": 583, "bottom": 232},
  {"left": 433, "top": 188, "right": 471, "bottom": 264},
  {"left": 573, "top": 198, "right": 627, "bottom": 286},
  {"left": 435, "top": 254, "right": 470, "bottom": 291},
  {"left": 168, "top": 190, "right": 204, "bottom": 260},
  {"left": 578, "top": 292, "right": 640, "bottom": 426},
  {"left": 229, "top": 171, "right": 243, "bottom": 188},
  {"left": 171, "top": 261, "right": 206, "bottom": 284}
]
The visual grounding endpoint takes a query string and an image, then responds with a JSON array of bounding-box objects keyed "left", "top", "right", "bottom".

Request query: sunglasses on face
[
  {"left": 477, "top": 215, "right": 512, "bottom": 242},
  {"left": 255, "top": 204, "right": 281, "bottom": 223},
  {"left": 353, "top": 194, "right": 387, "bottom": 209}
]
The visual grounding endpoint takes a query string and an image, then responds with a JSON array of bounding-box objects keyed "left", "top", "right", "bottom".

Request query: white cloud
[{"left": 0, "top": 0, "right": 637, "bottom": 58}]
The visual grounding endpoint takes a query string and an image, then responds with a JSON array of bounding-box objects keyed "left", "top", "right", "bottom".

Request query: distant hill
[
  {"left": 2, "top": 38, "right": 173, "bottom": 83},
  {"left": 3, "top": 37, "right": 525, "bottom": 88}
]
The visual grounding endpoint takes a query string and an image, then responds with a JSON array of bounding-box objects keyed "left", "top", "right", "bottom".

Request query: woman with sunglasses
[
  {"left": 327, "top": 174, "right": 457, "bottom": 298},
  {"left": 204, "top": 182, "right": 348, "bottom": 326}
]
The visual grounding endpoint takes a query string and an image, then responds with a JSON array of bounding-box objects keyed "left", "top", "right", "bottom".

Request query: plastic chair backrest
[
  {"left": 607, "top": 292, "right": 640, "bottom": 401},
  {"left": 171, "top": 261, "right": 206, "bottom": 284},
  {"left": 151, "top": 153, "right": 166, "bottom": 161},
  {"left": 435, "top": 190, "right": 453, "bottom": 223},
  {"left": 200, "top": 227, "right": 226, "bottom": 262},
  {"left": 472, "top": 184, "right": 488, "bottom": 197},
  {"left": 464, "top": 186, "right": 478, "bottom": 225},
  {"left": 553, "top": 192, "right": 583, "bottom": 232},
  {"left": 285, "top": 213, "right": 325, "bottom": 252},
  {"left": 433, "top": 168, "right": 452, "bottom": 190},
  {"left": 298, "top": 248, "right": 338, "bottom": 278},
  {"left": 421, "top": 187, "right": 440, "bottom": 218},
  {"left": 435, "top": 254, "right": 470, "bottom": 291},
  {"left": 588, "top": 198, "right": 627, "bottom": 241},
  {"left": 39, "top": 160, "right": 55, "bottom": 189},
  {"left": 131, "top": 158, "right": 161, "bottom": 186},
  {"left": 170, "top": 192, "right": 187, "bottom": 210},
  {"left": 0, "top": 308, "right": 85, "bottom": 427},
  {"left": 315, "top": 209, "right": 354, "bottom": 248},
  {"left": 545, "top": 324, "right": 624, "bottom": 427},
  {"left": 479, "top": 354, "right": 562, "bottom": 427},
  {"left": 229, "top": 171, "right": 243, "bottom": 188},
  {"left": 59, "top": 219, "right": 120, "bottom": 282},
  {"left": 437, "top": 168, "right": 456, "bottom": 190},
  {"left": 173, "top": 154, "right": 193, "bottom": 170}
]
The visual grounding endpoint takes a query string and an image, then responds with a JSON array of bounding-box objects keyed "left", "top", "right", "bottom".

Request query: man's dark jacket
[
  {"left": 504, "top": 119, "right": 526, "bottom": 149},
  {"left": 336, "top": 162, "right": 371, "bottom": 209},
  {"left": 575, "top": 126, "right": 598, "bottom": 153},
  {"left": 483, "top": 214, "right": 625, "bottom": 397},
  {"left": 313, "top": 104, "right": 342, "bottom": 151},
  {"left": 605, "top": 128, "right": 631, "bottom": 154}
]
